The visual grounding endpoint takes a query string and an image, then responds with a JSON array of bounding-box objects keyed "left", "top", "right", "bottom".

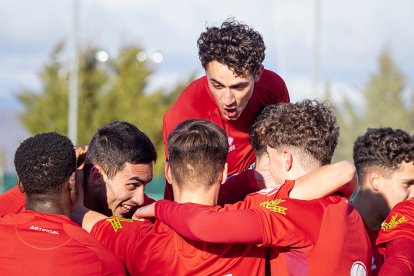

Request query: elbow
[{"left": 338, "top": 160, "right": 356, "bottom": 182}]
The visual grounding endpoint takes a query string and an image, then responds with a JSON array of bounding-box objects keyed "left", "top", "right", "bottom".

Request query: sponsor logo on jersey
[
  {"left": 260, "top": 199, "right": 287, "bottom": 215},
  {"left": 106, "top": 217, "right": 134, "bottom": 232},
  {"left": 228, "top": 137, "right": 235, "bottom": 152},
  {"left": 381, "top": 212, "right": 408, "bottom": 231},
  {"left": 29, "top": 225, "right": 59, "bottom": 235}
]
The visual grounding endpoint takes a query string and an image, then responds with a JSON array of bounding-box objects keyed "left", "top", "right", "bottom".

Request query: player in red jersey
[
  {"left": 142, "top": 100, "right": 371, "bottom": 275},
  {"left": 0, "top": 132, "right": 125, "bottom": 275},
  {"left": 377, "top": 198, "right": 414, "bottom": 275},
  {"left": 0, "top": 121, "right": 157, "bottom": 218},
  {"left": 80, "top": 119, "right": 356, "bottom": 275},
  {"left": 163, "top": 18, "right": 289, "bottom": 202},
  {"left": 352, "top": 128, "right": 414, "bottom": 275}
]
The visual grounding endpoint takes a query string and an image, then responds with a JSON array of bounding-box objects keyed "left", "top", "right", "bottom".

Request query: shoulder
[
  {"left": 254, "top": 69, "right": 288, "bottom": 97},
  {"left": 247, "top": 69, "right": 290, "bottom": 108},
  {"left": 377, "top": 199, "right": 414, "bottom": 247},
  {"left": 165, "top": 76, "right": 211, "bottom": 115},
  {"left": 163, "top": 76, "right": 219, "bottom": 133}
]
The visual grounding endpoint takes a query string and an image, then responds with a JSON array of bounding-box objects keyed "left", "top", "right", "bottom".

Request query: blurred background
[{"left": 1, "top": 0, "right": 413, "bottom": 198}]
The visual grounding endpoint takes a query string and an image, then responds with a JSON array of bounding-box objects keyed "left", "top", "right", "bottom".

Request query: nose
[
  {"left": 131, "top": 186, "right": 145, "bottom": 206},
  {"left": 222, "top": 88, "right": 235, "bottom": 106}
]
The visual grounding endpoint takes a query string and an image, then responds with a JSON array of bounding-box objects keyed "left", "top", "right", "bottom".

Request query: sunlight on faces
[
  {"left": 379, "top": 161, "right": 414, "bottom": 209},
  {"left": 102, "top": 162, "right": 153, "bottom": 217},
  {"left": 206, "top": 61, "right": 260, "bottom": 120}
]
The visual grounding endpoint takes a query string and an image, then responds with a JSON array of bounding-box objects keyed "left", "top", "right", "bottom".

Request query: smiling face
[
  {"left": 102, "top": 162, "right": 153, "bottom": 217},
  {"left": 206, "top": 61, "right": 262, "bottom": 121}
]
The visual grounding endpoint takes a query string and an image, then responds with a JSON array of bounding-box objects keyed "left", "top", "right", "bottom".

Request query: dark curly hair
[
  {"left": 84, "top": 121, "right": 157, "bottom": 179},
  {"left": 197, "top": 18, "right": 265, "bottom": 76},
  {"left": 168, "top": 119, "right": 228, "bottom": 191},
  {"left": 251, "top": 99, "right": 339, "bottom": 166},
  {"left": 353, "top": 128, "right": 414, "bottom": 184},
  {"left": 14, "top": 132, "right": 76, "bottom": 197}
]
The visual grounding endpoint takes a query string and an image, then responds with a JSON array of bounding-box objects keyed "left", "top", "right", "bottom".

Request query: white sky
[{"left": 0, "top": 0, "right": 413, "bottom": 171}]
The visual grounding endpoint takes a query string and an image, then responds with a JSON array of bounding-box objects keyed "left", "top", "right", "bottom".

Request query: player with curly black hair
[
  {"left": 163, "top": 18, "right": 290, "bottom": 202},
  {"left": 352, "top": 127, "right": 414, "bottom": 275},
  {"left": 0, "top": 132, "right": 125, "bottom": 275},
  {"left": 14, "top": 132, "right": 76, "bottom": 198}
]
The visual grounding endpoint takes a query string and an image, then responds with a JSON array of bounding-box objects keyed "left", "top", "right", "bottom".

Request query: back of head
[
  {"left": 84, "top": 121, "right": 157, "bottom": 179},
  {"left": 353, "top": 127, "right": 414, "bottom": 184},
  {"left": 14, "top": 132, "right": 76, "bottom": 198},
  {"left": 251, "top": 99, "right": 339, "bottom": 166},
  {"left": 197, "top": 18, "right": 265, "bottom": 76},
  {"left": 167, "top": 119, "right": 228, "bottom": 191}
]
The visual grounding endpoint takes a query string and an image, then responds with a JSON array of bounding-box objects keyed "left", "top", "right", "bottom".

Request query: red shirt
[
  {"left": 0, "top": 186, "right": 25, "bottom": 215},
  {"left": 0, "top": 210, "right": 125, "bottom": 276},
  {"left": 365, "top": 226, "right": 383, "bottom": 275},
  {"left": 91, "top": 207, "right": 266, "bottom": 276},
  {"left": 163, "top": 69, "right": 289, "bottom": 200},
  {"left": 156, "top": 181, "right": 372, "bottom": 275},
  {"left": 376, "top": 199, "right": 414, "bottom": 275}
]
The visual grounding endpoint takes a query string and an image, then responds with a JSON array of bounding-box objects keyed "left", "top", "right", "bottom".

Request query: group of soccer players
[{"left": 1, "top": 18, "right": 413, "bottom": 275}]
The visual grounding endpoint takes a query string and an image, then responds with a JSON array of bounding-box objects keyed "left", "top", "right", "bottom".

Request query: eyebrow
[
  {"left": 128, "top": 176, "right": 152, "bottom": 185},
  {"left": 210, "top": 78, "right": 250, "bottom": 89}
]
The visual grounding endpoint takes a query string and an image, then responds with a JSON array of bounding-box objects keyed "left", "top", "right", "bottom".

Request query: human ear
[
  {"left": 165, "top": 162, "right": 174, "bottom": 185},
  {"left": 367, "top": 172, "right": 381, "bottom": 191},
  {"left": 283, "top": 149, "right": 293, "bottom": 171},
  {"left": 89, "top": 166, "right": 105, "bottom": 187},
  {"left": 220, "top": 163, "right": 228, "bottom": 185},
  {"left": 253, "top": 65, "right": 264, "bottom": 82},
  {"left": 17, "top": 177, "right": 25, "bottom": 193}
]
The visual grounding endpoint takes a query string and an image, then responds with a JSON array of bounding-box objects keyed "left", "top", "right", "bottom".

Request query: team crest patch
[
  {"left": 381, "top": 213, "right": 408, "bottom": 231},
  {"left": 106, "top": 217, "right": 134, "bottom": 232},
  {"left": 260, "top": 199, "right": 287, "bottom": 215}
]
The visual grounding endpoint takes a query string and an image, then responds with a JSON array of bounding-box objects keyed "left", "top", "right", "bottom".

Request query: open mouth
[{"left": 224, "top": 107, "right": 237, "bottom": 118}]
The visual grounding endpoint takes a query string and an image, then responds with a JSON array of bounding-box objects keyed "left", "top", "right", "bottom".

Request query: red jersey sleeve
[
  {"left": 252, "top": 198, "right": 322, "bottom": 248},
  {"left": 378, "top": 237, "right": 414, "bottom": 275},
  {"left": 154, "top": 200, "right": 263, "bottom": 243},
  {"left": 377, "top": 199, "right": 414, "bottom": 253},
  {"left": 0, "top": 186, "right": 25, "bottom": 215}
]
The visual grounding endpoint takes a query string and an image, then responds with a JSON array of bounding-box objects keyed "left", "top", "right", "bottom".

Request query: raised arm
[{"left": 290, "top": 160, "right": 357, "bottom": 199}]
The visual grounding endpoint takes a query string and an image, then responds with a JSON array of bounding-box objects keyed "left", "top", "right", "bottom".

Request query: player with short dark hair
[
  {"left": 352, "top": 127, "right": 414, "bottom": 274},
  {"left": 83, "top": 120, "right": 157, "bottom": 217},
  {"left": 151, "top": 100, "right": 371, "bottom": 275},
  {"left": 0, "top": 132, "right": 125, "bottom": 275},
  {"left": 163, "top": 18, "right": 290, "bottom": 202}
]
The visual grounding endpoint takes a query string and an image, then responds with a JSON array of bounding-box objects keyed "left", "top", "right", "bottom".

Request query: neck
[
  {"left": 352, "top": 187, "right": 385, "bottom": 231},
  {"left": 25, "top": 195, "right": 70, "bottom": 217},
  {"left": 173, "top": 183, "right": 219, "bottom": 206},
  {"left": 288, "top": 162, "right": 319, "bottom": 180}
]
